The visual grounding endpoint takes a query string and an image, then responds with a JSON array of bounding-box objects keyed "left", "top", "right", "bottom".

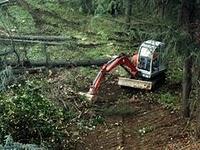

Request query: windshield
[{"left": 140, "top": 46, "right": 152, "bottom": 58}]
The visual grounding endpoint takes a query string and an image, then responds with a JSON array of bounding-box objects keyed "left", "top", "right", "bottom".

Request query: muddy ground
[{"left": 78, "top": 77, "right": 200, "bottom": 150}]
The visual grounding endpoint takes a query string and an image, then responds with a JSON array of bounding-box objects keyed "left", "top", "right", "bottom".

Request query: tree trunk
[
  {"left": 195, "top": 68, "right": 200, "bottom": 138},
  {"left": 125, "top": 0, "right": 133, "bottom": 29},
  {"left": 178, "top": 0, "right": 196, "bottom": 27},
  {"left": 182, "top": 55, "right": 193, "bottom": 118}
]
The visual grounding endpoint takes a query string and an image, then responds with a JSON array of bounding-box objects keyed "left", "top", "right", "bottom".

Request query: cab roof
[{"left": 140, "top": 40, "right": 164, "bottom": 53}]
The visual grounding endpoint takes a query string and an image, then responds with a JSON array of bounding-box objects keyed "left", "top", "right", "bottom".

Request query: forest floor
[{"left": 78, "top": 78, "right": 200, "bottom": 150}]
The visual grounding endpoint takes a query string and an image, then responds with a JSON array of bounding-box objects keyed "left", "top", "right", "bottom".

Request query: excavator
[{"left": 81, "top": 40, "right": 167, "bottom": 101}]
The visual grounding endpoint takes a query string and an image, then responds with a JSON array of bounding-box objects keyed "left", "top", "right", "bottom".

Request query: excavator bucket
[
  {"left": 79, "top": 92, "right": 96, "bottom": 101},
  {"left": 118, "top": 77, "right": 155, "bottom": 90}
]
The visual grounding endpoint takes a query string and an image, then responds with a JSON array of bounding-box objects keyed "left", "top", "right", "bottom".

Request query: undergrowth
[{"left": 0, "top": 71, "right": 104, "bottom": 149}]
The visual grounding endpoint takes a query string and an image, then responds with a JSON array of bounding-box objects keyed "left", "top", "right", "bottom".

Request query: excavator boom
[{"left": 88, "top": 54, "right": 138, "bottom": 95}]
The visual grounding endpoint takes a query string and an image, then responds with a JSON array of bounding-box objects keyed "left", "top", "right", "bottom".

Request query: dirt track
[
  {"left": 81, "top": 77, "right": 200, "bottom": 150},
  {"left": 82, "top": 99, "right": 185, "bottom": 149}
]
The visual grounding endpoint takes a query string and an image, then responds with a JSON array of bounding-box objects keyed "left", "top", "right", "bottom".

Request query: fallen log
[
  {"left": 13, "top": 67, "right": 46, "bottom": 74},
  {"left": 31, "top": 58, "right": 111, "bottom": 68},
  {"left": 0, "top": 38, "right": 104, "bottom": 47},
  {"left": 5, "top": 58, "right": 111, "bottom": 68},
  {"left": 0, "top": 38, "right": 68, "bottom": 45},
  {"left": 0, "top": 35, "right": 77, "bottom": 46},
  {"left": 0, "top": 35, "right": 76, "bottom": 42}
]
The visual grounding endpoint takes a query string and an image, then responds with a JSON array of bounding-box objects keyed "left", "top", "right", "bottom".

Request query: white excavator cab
[{"left": 137, "top": 40, "right": 166, "bottom": 79}]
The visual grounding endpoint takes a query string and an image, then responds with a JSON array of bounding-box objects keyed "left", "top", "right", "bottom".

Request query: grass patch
[{"left": 159, "top": 92, "right": 178, "bottom": 108}]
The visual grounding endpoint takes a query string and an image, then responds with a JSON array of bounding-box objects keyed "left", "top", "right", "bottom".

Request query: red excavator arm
[{"left": 88, "top": 54, "right": 138, "bottom": 95}]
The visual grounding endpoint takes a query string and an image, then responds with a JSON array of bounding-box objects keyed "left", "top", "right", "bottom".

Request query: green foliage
[
  {"left": 0, "top": 5, "right": 36, "bottom": 34},
  {"left": 92, "top": 115, "right": 105, "bottom": 125},
  {"left": 0, "top": 80, "right": 66, "bottom": 148},
  {"left": 167, "top": 57, "right": 183, "bottom": 83},
  {"left": 62, "top": 67, "right": 97, "bottom": 91},
  {"left": 94, "top": 0, "right": 123, "bottom": 16},
  {"left": 89, "top": 15, "right": 121, "bottom": 40},
  {"left": 0, "top": 72, "right": 104, "bottom": 148},
  {"left": 0, "top": 135, "right": 43, "bottom": 150},
  {"left": 77, "top": 115, "right": 104, "bottom": 131},
  {"left": 159, "top": 92, "right": 177, "bottom": 108}
]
